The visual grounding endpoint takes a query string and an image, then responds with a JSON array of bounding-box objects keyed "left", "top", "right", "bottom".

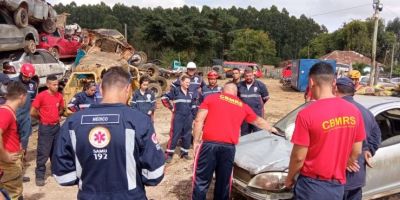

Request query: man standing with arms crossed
[
  {"left": 31, "top": 75, "right": 64, "bottom": 186},
  {"left": 237, "top": 67, "right": 269, "bottom": 135},
  {"left": 285, "top": 62, "right": 366, "bottom": 200},
  {"left": 335, "top": 77, "right": 381, "bottom": 200},
  {"left": 192, "top": 82, "right": 277, "bottom": 200}
]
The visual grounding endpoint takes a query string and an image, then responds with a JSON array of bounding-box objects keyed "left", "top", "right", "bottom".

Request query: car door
[
  {"left": 363, "top": 105, "right": 400, "bottom": 199},
  {"left": 0, "top": 10, "right": 24, "bottom": 51},
  {"left": 39, "top": 51, "right": 64, "bottom": 79}
]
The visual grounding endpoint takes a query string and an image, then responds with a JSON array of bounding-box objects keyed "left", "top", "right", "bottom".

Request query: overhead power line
[{"left": 309, "top": 3, "right": 371, "bottom": 17}]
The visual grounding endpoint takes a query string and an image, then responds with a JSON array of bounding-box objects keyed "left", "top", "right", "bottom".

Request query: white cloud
[{"left": 48, "top": 0, "right": 399, "bottom": 31}]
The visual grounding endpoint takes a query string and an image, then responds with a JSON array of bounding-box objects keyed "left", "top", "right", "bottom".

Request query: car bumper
[{"left": 233, "top": 178, "right": 293, "bottom": 200}]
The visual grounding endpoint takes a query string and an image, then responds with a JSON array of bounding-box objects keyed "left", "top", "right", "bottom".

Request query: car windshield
[{"left": 274, "top": 102, "right": 310, "bottom": 140}]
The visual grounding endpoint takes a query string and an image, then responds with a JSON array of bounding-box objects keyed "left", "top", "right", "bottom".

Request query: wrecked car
[
  {"left": 233, "top": 95, "right": 400, "bottom": 200},
  {"left": 1, "top": 49, "right": 66, "bottom": 90},
  {"left": 0, "top": 7, "right": 38, "bottom": 53},
  {"left": 0, "top": 0, "right": 57, "bottom": 33}
]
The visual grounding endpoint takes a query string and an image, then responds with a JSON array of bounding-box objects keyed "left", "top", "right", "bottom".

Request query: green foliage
[
  {"left": 228, "top": 29, "right": 276, "bottom": 64},
  {"left": 301, "top": 18, "right": 398, "bottom": 65},
  {"left": 341, "top": 20, "right": 371, "bottom": 56},
  {"left": 53, "top": 3, "right": 324, "bottom": 66},
  {"left": 53, "top": 2, "right": 398, "bottom": 67}
]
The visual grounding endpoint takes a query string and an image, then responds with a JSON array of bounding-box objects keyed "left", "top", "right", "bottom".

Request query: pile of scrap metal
[
  {"left": 64, "top": 28, "right": 167, "bottom": 102},
  {"left": 62, "top": 51, "right": 140, "bottom": 116},
  {"left": 356, "top": 83, "right": 400, "bottom": 97}
]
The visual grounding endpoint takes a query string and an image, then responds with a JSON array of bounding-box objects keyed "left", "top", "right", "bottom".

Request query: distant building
[{"left": 320, "top": 50, "right": 384, "bottom": 77}]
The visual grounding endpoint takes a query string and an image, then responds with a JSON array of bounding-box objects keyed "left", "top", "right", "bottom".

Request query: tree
[{"left": 228, "top": 29, "right": 276, "bottom": 64}]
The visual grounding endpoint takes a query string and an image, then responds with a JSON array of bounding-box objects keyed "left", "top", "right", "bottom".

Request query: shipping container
[{"left": 291, "top": 59, "right": 336, "bottom": 92}]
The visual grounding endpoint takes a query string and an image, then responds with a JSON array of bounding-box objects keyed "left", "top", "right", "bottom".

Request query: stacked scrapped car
[
  {"left": 62, "top": 51, "right": 140, "bottom": 116},
  {"left": 87, "top": 28, "right": 167, "bottom": 97},
  {"left": 0, "top": 0, "right": 57, "bottom": 33},
  {"left": 0, "top": 7, "right": 38, "bottom": 53}
]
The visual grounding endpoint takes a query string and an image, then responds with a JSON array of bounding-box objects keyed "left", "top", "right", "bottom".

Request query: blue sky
[{"left": 48, "top": 0, "right": 400, "bottom": 32}]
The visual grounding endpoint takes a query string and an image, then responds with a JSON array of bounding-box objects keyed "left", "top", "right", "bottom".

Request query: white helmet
[{"left": 187, "top": 61, "right": 197, "bottom": 69}]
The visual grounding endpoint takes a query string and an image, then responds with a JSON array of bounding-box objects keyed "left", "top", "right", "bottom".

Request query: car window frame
[
  {"left": 39, "top": 51, "right": 58, "bottom": 64},
  {"left": 376, "top": 108, "right": 400, "bottom": 147},
  {"left": 30, "top": 52, "right": 46, "bottom": 64}
]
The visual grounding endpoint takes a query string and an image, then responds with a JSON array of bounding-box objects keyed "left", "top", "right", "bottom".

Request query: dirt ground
[{"left": 20, "top": 78, "right": 306, "bottom": 199}]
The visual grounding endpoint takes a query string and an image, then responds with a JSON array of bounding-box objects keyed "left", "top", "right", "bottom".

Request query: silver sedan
[{"left": 233, "top": 95, "right": 400, "bottom": 200}]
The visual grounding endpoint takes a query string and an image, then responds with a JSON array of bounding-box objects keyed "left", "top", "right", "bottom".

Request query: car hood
[{"left": 234, "top": 130, "right": 292, "bottom": 175}]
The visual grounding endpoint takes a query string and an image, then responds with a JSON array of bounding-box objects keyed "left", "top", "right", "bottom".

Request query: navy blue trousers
[
  {"left": 35, "top": 123, "right": 60, "bottom": 179},
  {"left": 166, "top": 113, "right": 193, "bottom": 156},
  {"left": 343, "top": 188, "right": 362, "bottom": 200},
  {"left": 192, "top": 142, "right": 235, "bottom": 200},
  {"left": 294, "top": 175, "right": 344, "bottom": 200}
]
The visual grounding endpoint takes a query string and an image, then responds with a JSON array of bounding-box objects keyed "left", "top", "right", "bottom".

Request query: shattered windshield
[{"left": 274, "top": 103, "right": 310, "bottom": 140}]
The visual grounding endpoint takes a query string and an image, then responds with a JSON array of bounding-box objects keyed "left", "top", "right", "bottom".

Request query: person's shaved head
[
  {"left": 309, "top": 62, "right": 335, "bottom": 86},
  {"left": 101, "top": 67, "right": 130, "bottom": 91},
  {"left": 223, "top": 82, "right": 238, "bottom": 96}
]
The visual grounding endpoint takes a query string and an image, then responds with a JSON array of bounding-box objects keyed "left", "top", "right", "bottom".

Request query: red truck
[{"left": 37, "top": 28, "right": 82, "bottom": 59}]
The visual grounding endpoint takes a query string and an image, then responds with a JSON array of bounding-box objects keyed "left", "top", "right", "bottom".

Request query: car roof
[{"left": 354, "top": 95, "right": 400, "bottom": 109}]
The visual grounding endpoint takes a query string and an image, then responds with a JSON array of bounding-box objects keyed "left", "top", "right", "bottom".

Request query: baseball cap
[
  {"left": 0, "top": 73, "right": 10, "bottom": 84},
  {"left": 336, "top": 77, "right": 355, "bottom": 89}
]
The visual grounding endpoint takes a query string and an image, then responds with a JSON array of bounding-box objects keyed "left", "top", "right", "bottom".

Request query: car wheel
[
  {"left": 129, "top": 51, "right": 148, "bottom": 66},
  {"left": 24, "top": 40, "right": 36, "bottom": 53},
  {"left": 49, "top": 47, "right": 60, "bottom": 59},
  {"left": 14, "top": 7, "right": 28, "bottom": 28},
  {"left": 148, "top": 83, "right": 163, "bottom": 98},
  {"left": 42, "top": 18, "right": 56, "bottom": 34}
]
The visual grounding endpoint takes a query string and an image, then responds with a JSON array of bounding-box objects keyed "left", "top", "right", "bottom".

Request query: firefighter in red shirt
[
  {"left": 31, "top": 75, "right": 64, "bottom": 186},
  {"left": 0, "top": 81, "right": 28, "bottom": 200},
  {"left": 192, "top": 82, "right": 277, "bottom": 200},
  {"left": 285, "top": 62, "right": 366, "bottom": 200}
]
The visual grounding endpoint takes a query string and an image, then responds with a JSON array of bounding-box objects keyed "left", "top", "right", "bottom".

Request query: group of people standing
[
  {"left": 0, "top": 60, "right": 381, "bottom": 200},
  {"left": 0, "top": 63, "right": 64, "bottom": 200}
]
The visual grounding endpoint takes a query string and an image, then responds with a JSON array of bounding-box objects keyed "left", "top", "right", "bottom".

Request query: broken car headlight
[{"left": 247, "top": 172, "right": 288, "bottom": 192}]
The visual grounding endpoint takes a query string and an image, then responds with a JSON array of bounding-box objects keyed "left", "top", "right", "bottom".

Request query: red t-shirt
[
  {"left": 291, "top": 97, "right": 366, "bottom": 184},
  {"left": 199, "top": 93, "right": 257, "bottom": 144},
  {"left": 32, "top": 90, "right": 64, "bottom": 124},
  {"left": 0, "top": 106, "right": 21, "bottom": 152}
]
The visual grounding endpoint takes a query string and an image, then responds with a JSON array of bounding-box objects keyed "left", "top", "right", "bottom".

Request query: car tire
[
  {"left": 49, "top": 47, "right": 60, "bottom": 59},
  {"left": 151, "top": 76, "right": 168, "bottom": 91},
  {"left": 143, "top": 64, "right": 160, "bottom": 79},
  {"left": 24, "top": 40, "right": 36, "bottom": 53},
  {"left": 129, "top": 51, "right": 148, "bottom": 66},
  {"left": 14, "top": 7, "right": 28, "bottom": 28},
  {"left": 42, "top": 18, "right": 56, "bottom": 34},
  {"left": 148, "top": 83, "right": 163, "bottom": 98}
]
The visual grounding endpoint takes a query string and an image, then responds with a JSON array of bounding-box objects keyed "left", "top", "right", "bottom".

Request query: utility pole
[
  {"left": 369, "top": 0, "right": 383, "bottom": 86},
  {"left": 124, "top": 23, "right": 128, "bottom": 40},
  {"left": 390, "top": 36, "right": 397, "bottom": 79}
]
